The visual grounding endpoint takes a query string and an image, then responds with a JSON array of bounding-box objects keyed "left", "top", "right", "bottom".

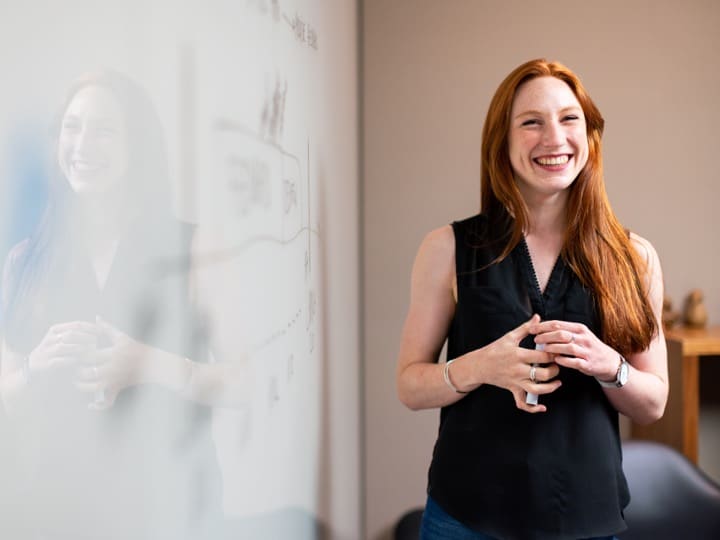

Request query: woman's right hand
[
  {"left": 475, "top": 315, "right": 562, "bottom": 412},
  {"left": 27, "top": 321, "right": 100, "bottom": 377}
]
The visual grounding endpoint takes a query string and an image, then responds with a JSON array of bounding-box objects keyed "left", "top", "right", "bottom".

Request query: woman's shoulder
[
  {"left": 418, "top": 224, "right": 454, "bottom": 259},
  {"left": 419, "top": 213, "right": 490, "bottom": 256},
  {"left": 628, "top": 231, "right": 660, "bottom": 267}
]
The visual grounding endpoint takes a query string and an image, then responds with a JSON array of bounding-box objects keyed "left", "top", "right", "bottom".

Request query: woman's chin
[{"left": 67, "top": 177, "right": 120, "bottom": 195}]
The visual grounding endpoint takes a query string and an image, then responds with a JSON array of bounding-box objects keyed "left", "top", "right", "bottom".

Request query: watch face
[{"left": 618, "top": 361, "right": 629, "bottom": 386}]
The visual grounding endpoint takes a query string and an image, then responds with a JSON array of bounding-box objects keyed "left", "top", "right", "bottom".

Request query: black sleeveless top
[
  {"left": 427, "top": 214, "right": 629, "bottom": 540},
  {"left": 1, "top": 220, "right": 223, "bottom": 539}
]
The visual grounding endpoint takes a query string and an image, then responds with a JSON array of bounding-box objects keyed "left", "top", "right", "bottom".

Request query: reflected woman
[{"left": 0, "top": 71, "right": 225, "bottom": 539}]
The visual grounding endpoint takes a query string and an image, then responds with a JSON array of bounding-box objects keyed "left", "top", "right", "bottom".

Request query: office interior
[{"left": 0, "top": 1, "right": 719, "bottom": 539}]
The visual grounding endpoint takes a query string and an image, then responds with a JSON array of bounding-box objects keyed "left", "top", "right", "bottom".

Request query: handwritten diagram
[{"left": 185, "top": 0, "right": 323, "bottom": 519}]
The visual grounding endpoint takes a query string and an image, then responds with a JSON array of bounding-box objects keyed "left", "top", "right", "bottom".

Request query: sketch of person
[{"left": 0, "top": 70, "right": 234, "bottom": 539}]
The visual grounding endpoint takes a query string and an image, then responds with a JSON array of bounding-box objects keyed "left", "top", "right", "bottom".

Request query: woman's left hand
[
  {"left": 74, "top": 318, "right": 150, "bottom": 410},
  {"left": 529, "top": 320, "right": 621, "bottom": 382}
]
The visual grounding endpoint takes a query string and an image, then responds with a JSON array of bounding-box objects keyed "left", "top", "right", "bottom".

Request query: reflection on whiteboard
[{"left": 0, "top": 0, "right": 329, "bottom": 537}]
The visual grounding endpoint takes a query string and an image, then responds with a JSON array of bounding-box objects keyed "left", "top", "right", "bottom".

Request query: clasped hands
[
  {"left": 479, "top": 314, "right": 621, "bottom": 413},
  {"left": 28, "top": 318, "right": 149, "bottom": 410}
]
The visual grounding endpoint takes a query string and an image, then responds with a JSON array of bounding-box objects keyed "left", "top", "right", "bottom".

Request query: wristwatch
[{"left": 595, "top": 355, "right": 629, "bottom": 388}]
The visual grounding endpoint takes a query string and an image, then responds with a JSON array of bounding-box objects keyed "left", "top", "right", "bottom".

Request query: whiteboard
[{"left": 0, "top": 0, "right": 360, "bottom": 537}]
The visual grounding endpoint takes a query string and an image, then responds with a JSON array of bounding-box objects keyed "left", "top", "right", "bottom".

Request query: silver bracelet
[{"left": 443, "top": 359, "right": 468, "bottom": 394}]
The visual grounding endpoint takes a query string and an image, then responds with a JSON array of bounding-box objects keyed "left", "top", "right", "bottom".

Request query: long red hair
[{"left": 480, "top": 58, "right": 656, "bottom": 355}]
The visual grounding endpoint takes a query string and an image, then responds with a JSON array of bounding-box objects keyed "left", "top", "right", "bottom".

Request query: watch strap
[{"left": 595, "top": 355, "right": 627, "bottom": 388}]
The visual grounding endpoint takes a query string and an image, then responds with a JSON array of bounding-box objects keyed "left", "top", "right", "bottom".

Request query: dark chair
[
  {"left": 394, "top": 507, "right": 423, "bottom": 540},
  {"left": 619, "top": 439, "right": 720, "bottom": 540}
]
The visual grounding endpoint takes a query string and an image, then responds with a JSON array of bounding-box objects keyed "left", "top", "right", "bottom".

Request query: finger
[
  {"left": 47, "top": 355, "right": 83, "bottom": 370},
  {"left": 526, "top": 380, "right": 563, "bottom": 395},
  {"left": 541, "top": 341, "right": 579, "bottom": 359},
  {"left": 533, "top": 329, "right": 575, "bottom": 346},
  {"left": 46, "top": 332, "right": 98, "bottom": 351},
  {"left": 531, "top": 349, "right": 555, "bottom": 364},
  {"left": 58, "top": 332, "right": 98, "bottom": 347},
  {"left": 518, "top": 349, "right": 554, "bottom": 369},
  {"left": 513, "top": 391, "right": 547, "bottom": 413},
  {"left": 95, "top": 316, "right": 123, "bottom": 340},
  {"left": 531, "top": 320, "right": 585, "bottom": 336},
  {"left": 75, "top": 364, "right": 104, "bottom": 382},
  {"left": 87, "top": 388, "right": 117, "bottom": 411},
  {"left": 507, "top": 314, "right": 541, "bottom": 343},
  {"left": 50, "top": 342, "right": 95, "bottom": 358},
  {"left": 529, "top": 364, "right": 561, "bottom": 382},
  {"left": 48, "top": 350, "right": 96, "bottom": 368},
  {"left": 54, "top": 332, "right": 98, "bottom": 346},
  {"left": 50, "top": 321, "right": 101, "bottom": 336},
  {"left": 552, "top": 355, "right": 590, "bottom": 372},
  {"left": 88, "top": 395, "right": 115, "bottom": 411},
  {"left": 75, "top": 349, "right": 113, "bottom": 366}
]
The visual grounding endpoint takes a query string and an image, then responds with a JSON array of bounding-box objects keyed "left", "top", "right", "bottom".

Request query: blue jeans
[{"left": 420, "top": 496, "right": 618, "bottom": 540}]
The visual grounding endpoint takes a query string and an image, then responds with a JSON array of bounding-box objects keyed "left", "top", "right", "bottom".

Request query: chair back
[{"left": 620, "top": 440, "right": 720, "bottom": 540}]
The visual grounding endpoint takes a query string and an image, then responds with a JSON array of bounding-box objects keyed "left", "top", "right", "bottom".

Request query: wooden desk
[{"left": 631, "top": 326, "right": 720, "bottom": 464}]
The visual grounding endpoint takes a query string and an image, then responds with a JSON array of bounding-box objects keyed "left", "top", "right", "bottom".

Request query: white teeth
[
  {"left": 536, "top": 155, "right": 569, "bottom": 166},
  {"left": 73, "top": 160, "right": 102, "bottom": 172}
]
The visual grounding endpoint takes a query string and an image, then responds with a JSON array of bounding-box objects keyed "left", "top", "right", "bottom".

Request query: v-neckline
[
  {"left": 91, "top": 238, "right": 120, "bottom": 291},
  {"left": 518, "top": 237, "right": 564, "bottom": 315}
]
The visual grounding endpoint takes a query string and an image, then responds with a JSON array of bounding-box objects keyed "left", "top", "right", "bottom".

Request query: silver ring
[{"left": 529, "top": 365, "right": 537, "bottom": 384}]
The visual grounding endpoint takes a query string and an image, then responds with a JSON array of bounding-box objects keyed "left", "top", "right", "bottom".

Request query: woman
[
  {"left": 397, "top": 59, "right": 668, "bottom": 540},
  {"left": 0, "top": 71, "right": 226, "bottom": 539}
]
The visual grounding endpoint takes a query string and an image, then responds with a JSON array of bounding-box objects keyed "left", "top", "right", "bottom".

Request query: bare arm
[
  {"left": 532, "top": 233, "right": 668, "bottom": 424},
  {"left": 396, "top": 226, "right": 463, "bottom": 410},
  {"left": 396, "top": 226, "right": 560, "bottom": 412},
  {"left": 604, "top": 234, "right": 668, "bottom": 424},
  {"left": 74, "top": 319, "right": 253, "bottom": 411},
  {"left": 137, "top": 346, "right": 252, "bottom": 409}
]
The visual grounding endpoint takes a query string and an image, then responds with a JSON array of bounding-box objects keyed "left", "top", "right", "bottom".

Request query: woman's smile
[{"left": 508, "top": 76, "right": 589, "bottom": 196}]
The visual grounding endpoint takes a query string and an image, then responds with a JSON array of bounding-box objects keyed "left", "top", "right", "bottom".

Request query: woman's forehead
[
  {"left": 511, "top": 76, "right": 581, "bottom": 115},
  {"left": 64, "top": 86, "right": 126, "bottom": 124}
]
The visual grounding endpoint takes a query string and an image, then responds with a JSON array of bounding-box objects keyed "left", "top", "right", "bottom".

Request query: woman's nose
[
  {"left": 74, "top": 126, "right": 98, "bottom": 154},
  {"left": 542, "top": 120, "right": 564, "bottom": 146}
]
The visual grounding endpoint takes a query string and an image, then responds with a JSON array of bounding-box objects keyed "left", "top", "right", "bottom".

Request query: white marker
[{"left": 525, "top": 343, "right": 544, "bottom": 405}]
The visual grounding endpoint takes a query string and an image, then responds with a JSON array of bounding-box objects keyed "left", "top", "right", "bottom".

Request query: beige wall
[{"left": 362, "top": 1, "right": 720, "bottom": 538}]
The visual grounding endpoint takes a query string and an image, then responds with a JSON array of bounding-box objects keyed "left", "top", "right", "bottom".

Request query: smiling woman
[
  {"left": 0, "top": 71, "right": 225, "bottom": 539},
  {"left": 58, "top": 85, "right": 129, "bottom": 195},
  {"left": 508, "top": 77, "right": 589, "bottom": 205},
  {"left": 396, "top": 59, "right": 669, "bottom": 540}
]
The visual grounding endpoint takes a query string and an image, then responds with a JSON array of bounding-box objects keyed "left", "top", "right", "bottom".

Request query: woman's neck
[
  {"left": 77, "top": 194, "right": 126, "bottom": 252},
  {"left": 523, "top": 192, "right": 568, "bottom": 239}
]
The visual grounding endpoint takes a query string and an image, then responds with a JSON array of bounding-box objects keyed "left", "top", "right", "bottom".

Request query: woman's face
[
  {"left": 58, "top": 85, "right": 129, "bottom": 195},
  {"left": 507, "top": 76, "right": 588, "bottom": 201}
]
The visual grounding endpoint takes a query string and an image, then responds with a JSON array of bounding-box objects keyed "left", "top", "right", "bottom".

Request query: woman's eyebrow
[{"left": 514, "top": 106, "right": 582, "bottom": 120}]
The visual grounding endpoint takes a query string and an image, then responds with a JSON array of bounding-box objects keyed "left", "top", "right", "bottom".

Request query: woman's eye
[
  {"left": 562, "top": 115, "right": 579, "bottom": 122},
  {"left": 521, "top": 119, "right": 539, "bottom": 126}
]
